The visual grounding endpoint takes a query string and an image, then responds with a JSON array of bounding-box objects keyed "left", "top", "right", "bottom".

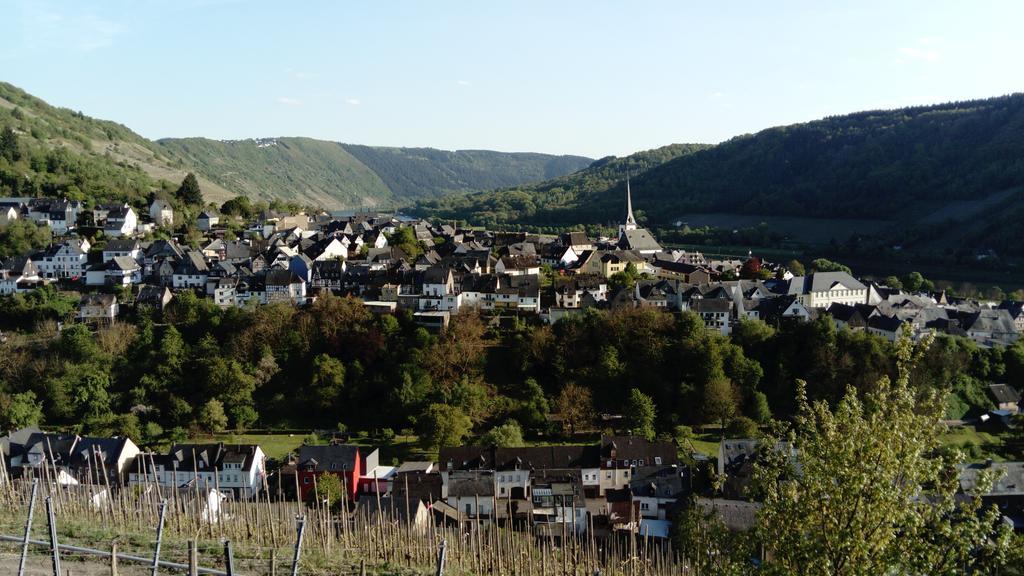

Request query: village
[
  {"left": 1, "top": 184, "right": 1021, "bottom": 346},
  {"left": 3, "top": 183, "right": 1024, "bottom": 551}
]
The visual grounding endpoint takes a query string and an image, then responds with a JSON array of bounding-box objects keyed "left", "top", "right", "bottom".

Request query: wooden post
[
  {"left": 269, "top": 547, "right": 277, "bottom": 576},
  {"left": 110, "top": 542, "right": 119, "bottom": 576},
  {"left": 45, "top": 496, "right": 62, "bottom": 576},
  {"left": 151, "top": 499, "right": 167, "bottom": 576},
  {"left": 18, "top": 478, "right": 39, "bottom": 576},
  {"left": 435, "top": 538, "right": 447, "bottom": 576},
  {"left": 291, "top": 515, "right": 306, "bottom": 576},
  {"left": 223, "top": 540, "right": 236, "bottom": 576},
  {"left": 187, "top": 540, "right": 197, "bottom": 576}
]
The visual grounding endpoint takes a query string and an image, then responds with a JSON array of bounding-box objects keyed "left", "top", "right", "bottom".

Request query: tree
[
  {"left": 0, "top": 126, "right": 20, "bottom": 162},
  {"left": 754, "top": 333, "right": 1011, "bottom": 575},
  {"left": 786, "top": 259, "right": 805, "bottom": 276},
  {"left": 702, "top": 377, "right": 738, "bottom": 437},
  {"left": 0, "top": 390, "right": 43, "bottom": 429},
  {"left": 884, "top": 275, "right": 903, "bottom": 290},
  {"left": 309, "top": 354, "right": 346, "bottom": 411},
  {"left": 516, "top": 377, "right": 549, "bottom": 432},
  {"left": 175, "top": 173, "right": 203, "bottom": 205},
  {"left": 555, "top": 382, "right": 594, "bottom": 435},
  {"left": 624, "top": 388, "right": 656, "bottom": 440},
  {"left": 739, "top": 257, "right": 762, "bottom": 280},
  {"left": 747, "top": 390, "right": 772, "bottom": 423},
  {"left": 418, "top": 403, "right": 472, "bottom": 451},
  {"left": 479, "top": 420, "right": 525, "bottom": 447},
  {"left": 220, "top": 195, "right": 253, "bottom": 218},
  {"left": 903, "top": 271, "right": 925, "bottom": 292},
  {"left": 197, "top": 399, "right": 228, "bottom": 434},
  {"left": 810, "top": 258, "right": 852, "bottom": 274},
  {"left": 308, "top": 472, "right": 345, "bottom": 509}
]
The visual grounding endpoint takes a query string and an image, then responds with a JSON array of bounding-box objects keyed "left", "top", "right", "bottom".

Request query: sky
[{"left": 1, "top": 1, "right": 1022, "bottom": 158}]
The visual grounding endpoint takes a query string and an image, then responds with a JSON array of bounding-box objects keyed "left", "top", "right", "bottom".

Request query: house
[
  {"left": 127, "top": 443, "right": 266, "bottom": 499},
  {"left": 136, "top": 285, "right": 173, "bottom": 311},
  {"left": 615, "top": 181, "right": 663, "bottom": 255},
  {"left": 291, "top": 444, "right": 378, "bottom": 502},
  {"left": 531, "top": 470, "right": 588, "bottom": 534},
  {"left": 172, "top": 252, "right": 210, "bottom": 289},
  {"left": 101, "top": 239, "right": 143, "bottom": 263},
  {"left": 3, "top": 430, "right": 140, "bottom": 486},
  {"left": 0, "top": 202, "right": 19, "bottom": 225},
  {"left": 988, "top": 384, "right": 1021, "bottom": 414},
  {"left": 264, "top": 269, "right": 307, "bottom": 304},
  {"left": 693, "top": 298, "right": 733, "bottom": 335},
  {"left": 197, "top": 211, "right": 220, "bottom": 231},
  {"left": 354, "top": 495, "right": 432, "bottom": 532},
  {"left": 148, "top": 199, "right": 174, "bottom": 227},
  {"left": 961, "top": 309, "right": 1019, "bottom": 346},
  {"left": 34, "top": 238, "right": 90, "bottom": 279},
  {"left": 103, "top": 206, "right": 138, "bottom": 238},
  {"left": 598, "top": 436, "right": 679, "bottom": 497},
  {"left": 79, "top": 293, "right": 118, "bottom": 323},
  {"left": 0, "top": 257, "right": 44, "bottom": 295},
  {"left": 630, "top": 466, "right": 686, "bottom": 528},
  {"left": 786, "top": 272, "right": 867, "bottom": 309},
  {"left": 446, "top": 470, "right": 497, "bottom": 520},
  {"left": 85, "top": 256, "right": 143, "bottom": 287}
]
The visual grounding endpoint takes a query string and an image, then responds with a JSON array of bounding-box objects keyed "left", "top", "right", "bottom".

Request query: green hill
[
  {"left": 0, "top": 81, "right": 592, "bottom": 210},
  {"left": 414, "top": 95, "right": 1024, "bottom": 257},
  {"left": 0, "top": 81, "right": 234, "bottom": 205},
  {"left": 156, "top": 137, "right": 593, "bottom": 210}
]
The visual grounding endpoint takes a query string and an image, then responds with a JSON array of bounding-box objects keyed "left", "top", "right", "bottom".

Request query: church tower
[{"left": 619, "top": 178, "right": 638, "bottom": 239}]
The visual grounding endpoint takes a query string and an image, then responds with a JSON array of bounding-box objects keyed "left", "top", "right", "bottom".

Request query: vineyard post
[
  {"left": 17, "top": 478, "right": 39, "bottom": 576},
  {"left": 151, "top": 499, "right": 167, "bottom": 576},
  {"left": 291, "top": 515, "right": 306, "bottom": 576},
  {"left": 45, "top": 496, "right": 62, "bottom": 576}
]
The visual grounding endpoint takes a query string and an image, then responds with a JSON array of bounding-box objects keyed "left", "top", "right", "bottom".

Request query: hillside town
[
  {"left": 1, "top": 185, "right": 1021, "bottom": 347},
  {"left": 3, "top": 185, "right": 1024, "bottom": 545}
]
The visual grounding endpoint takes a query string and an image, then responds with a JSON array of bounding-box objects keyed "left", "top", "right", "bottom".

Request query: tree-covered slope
[
  {"left": 157, "top": 137, "right": 593, "bottom": 210},
  {"left": 156, "top": 137, "right": 394, "bottom": 210},
  {"left": 0, "top": 81, "right": 233, "bottom": 204},
  {"left": 341, "top": 145, "right": 592, "bottom": 201},
  {"left": 415, "top": 95, "right": 1024, "bottom": 233},
  {"left": 414, "top": 143, "right": 711, "bottom": 228}
]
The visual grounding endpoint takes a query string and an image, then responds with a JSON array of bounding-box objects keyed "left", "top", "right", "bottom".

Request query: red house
[{"left": 295, "top": 444, "right": 378, "bottom": 502}]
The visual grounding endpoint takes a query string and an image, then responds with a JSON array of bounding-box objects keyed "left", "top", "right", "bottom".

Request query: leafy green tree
[
  {"left": 220, "top": 195, "right": 254, "bottom": 218},
  {"left": 555, "top": 382, "right": 594, "bottom": 435},
  {"left": 309, "top": 354, "right": 346, "bottom": 411},
  {"left": 810, "top": 258, "right": 852, "bottom": 274},
  {"left": 307, "top": 472, "right": 345, "bottom": 509},
  {"left": 703, "top": 377, "right": 738, "bottom": 437},
  {"left": 516, "top": 377, "right": 549, "bottom": 432},
  {"left": 624, "top": 388, "right": 656, "bottom": 440},
  {"left": 197, "top": 399, "right": 228, "bottom": 434},
  {"left": 755, "top": 333, "right": 1011, "bottom": 575},
  {"left": 747, "top": 390, "right": 772, "bottom": 423},
  {"left": 418, "top": 403, "right": 472, "bottom": 451},
  {"left": 786, "top": 259, "right": 805, "bottom": 276},
  {"left": 175, "top": 173, "right": 203, "bottom": 205},
  {"left": 884, "top": 276, "right": 903, "bottom": 290},
  {"left": 903, "top": 271, "right": 925, "bottom": 292},
  {"left": 479, "top": 420, "right": 525, "bottom": 447},
  {"left": 0, "top": 126, "right": 20, "bottom": 161},
  {"left": 386, "top": 226, "right": 423, "bottom": 258},
  {"left": 0, "top": 219, "right": 52, "bottom": 257},
  {"left": 0, "top": 390, "right": 43, "bottom": 429},
  {"left": 71, "top": 366, "right": 112, "bottom": 419}
]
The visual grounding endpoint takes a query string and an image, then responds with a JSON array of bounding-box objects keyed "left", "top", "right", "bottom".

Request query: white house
[
  {"left": 148, "top": 199, "right": 174, "bottom": 227},
  {"left": 103, "top": 206, "right": 138, "bottom": 238},
  {"left": 788, "top": 272, "right": 868, "bottom": 309},
  {"left": 127, "top": 444, "right": 267, "bottom": 499},
  {"left": 34, "top": 238, "right": 90, "bottom": 279},
  {"left": 197, "top": 211, "right": 220, "bottom": 232},
  {"left": 79, "top": 293, "right": 119, "bottom": 323},
  {"left": 102, "top": 238, "right": 142, "bottom": 263}
]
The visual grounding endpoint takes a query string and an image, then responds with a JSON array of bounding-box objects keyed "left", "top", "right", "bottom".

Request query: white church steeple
[{"left": 620, "top": 177, "right": 638, "bottom": 239}]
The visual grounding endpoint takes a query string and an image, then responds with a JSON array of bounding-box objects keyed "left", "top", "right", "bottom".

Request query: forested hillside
[
  {"left": 0, "top": 82, "right": 232, "bottom": 204},
  {"left": 414, "top": 95, "right": 1024, "bottom": 256},
  {"left": 157, "top": 137, "right": 593, "bottom": 210},
  {"left": 415, "top": 143, "right": 710, "bottom": 229}
]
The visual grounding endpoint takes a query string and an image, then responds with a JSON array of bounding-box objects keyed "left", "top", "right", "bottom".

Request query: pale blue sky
[{"left": 2, "top": 1, "right": 1022, "bottom": 157}]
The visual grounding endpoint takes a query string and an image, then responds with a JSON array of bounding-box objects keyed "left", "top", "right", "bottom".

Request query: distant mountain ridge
[
  {"left": 414, "top": 94, "right": 1024, "bottom": 257},
  {"left": 156, "top": 137, "right": 593, "bottom": 209},
  {"left": 0, "top": 81, "right": 592, "bottom": 209}
]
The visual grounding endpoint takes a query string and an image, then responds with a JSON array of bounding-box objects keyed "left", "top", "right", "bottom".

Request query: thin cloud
[
  {"left": 345, "top": 98, "right": 361, "bottom": 106},
  {"left": 277, "top": 96, "right": 302, "bottom": 106},
  {"left": 894, "top": 38, "right": 941, "bottom": 64},
  {"left": 457, "top": 80, "right": 471, "bottom": 86}
]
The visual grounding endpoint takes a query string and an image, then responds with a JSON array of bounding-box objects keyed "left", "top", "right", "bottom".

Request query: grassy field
[{"left": 940, "top": 425, "right": 1006, "bottom": 462}]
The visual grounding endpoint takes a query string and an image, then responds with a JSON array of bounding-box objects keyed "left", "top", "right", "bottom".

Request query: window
[
  {"left": 638, "top": 459, "right": 644, "bottom": 467},
  {"left": 303, "top": 477, "right": 310, "bottom": 485},
  {"left": 654, "top": 457, "right": 662, "bottom": 465}
]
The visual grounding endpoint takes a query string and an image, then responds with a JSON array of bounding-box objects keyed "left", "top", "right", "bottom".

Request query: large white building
[{"left": 787, "top": 271, "right": 868, "bottom": 309}]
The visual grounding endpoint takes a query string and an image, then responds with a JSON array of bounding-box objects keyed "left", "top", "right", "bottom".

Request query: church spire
[{"left": 624, "top": 177, "right": 637, "bottom": 229}]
